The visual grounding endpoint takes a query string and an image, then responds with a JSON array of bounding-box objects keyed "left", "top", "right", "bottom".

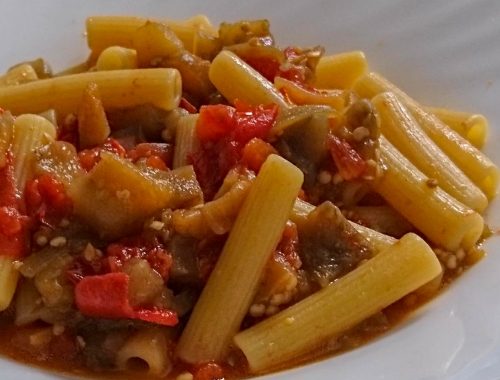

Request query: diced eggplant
[
  {"left": 297, "top": 201, "right": 373, "bottom": 287},
  {"left": 69, "top": 152, "right": 203, "bottom": 239}
]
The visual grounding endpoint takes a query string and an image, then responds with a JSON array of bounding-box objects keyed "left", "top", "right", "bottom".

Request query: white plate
[{"left": 2, "top": 1, "right": 500, "bottom": 379}]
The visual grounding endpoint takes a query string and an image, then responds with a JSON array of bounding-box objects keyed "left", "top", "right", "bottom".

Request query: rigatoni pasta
[
  {"left": 234, "top": 233, "right": 442, "bottom": 373},
  {"left": 372, "top": 92, "right": 487, "bottom": 212},
  {"left": 176, "top": 154, "right": 303, "bottom": 363},
  {"left": 0, "top": 12, "right": 496, "bottom": 380},
  {"left": 0, "top": 68, "right": 182, "bottom": 116},
  {"left": 353, "top": 71, "right": 499, "bottom": 200}
]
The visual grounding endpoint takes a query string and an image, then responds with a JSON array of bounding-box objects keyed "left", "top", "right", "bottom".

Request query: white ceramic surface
[{"left": 1, "top": 1, "right": 500, "bottom": 379}]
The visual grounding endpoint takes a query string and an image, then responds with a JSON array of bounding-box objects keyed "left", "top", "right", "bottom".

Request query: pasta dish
[{"left": 0, "top": 14, "right": 497, "bottom": 380}]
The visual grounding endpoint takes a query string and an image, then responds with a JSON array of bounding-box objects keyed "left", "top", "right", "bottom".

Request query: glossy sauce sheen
[{"left": 0, "top": 265, "right": 473, "bottom": 379}]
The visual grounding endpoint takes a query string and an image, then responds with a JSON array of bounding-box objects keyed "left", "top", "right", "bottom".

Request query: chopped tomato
[
  {"left": 328, "top": 134, "right": 367, "bottom": 180},
  {"left": 232, "top": 101, "right": 279, "bottom": 144},
  {"left": 0, "top": 153, "right": 29, "bottom": 258},
  {"left": 127, "top": 142, "right": 172, "bottom": 170},
  {"left": 241, "top": 137, "right": 277, "bottom": 172},
  {"left": 192, "top": 102, "right": 278, "bottom": 199},
  {"left": 78, "top": 138, "right": 126, "bottom": 171},
  {"left": 275, "top": 221, "right": 302, "bottom": 270},
  {"left": 0, "top": 207, "right": 28, "bottom": 258},
  {"left": 0, "top": 207, "right": 23, "bottom": 236},
  {"left": 25, "top": 174, "right": 73, "bottom": 223},
  {"left": 192, "top": 362, "right": 225, "bottom": 380},
  {"left": 244, "top": 56, "right": 281, "bottom": 82},
  {"left": 74, "top": 272, "right": 178, "bottom": 326},
  {"left": 106, "top": 237, "right": 172, "bottom": 280},
  {"left": 196, "top": 105, "right": 236, "bottom": 142}
]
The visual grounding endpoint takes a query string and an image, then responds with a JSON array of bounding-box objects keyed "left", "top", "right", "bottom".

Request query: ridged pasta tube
[
  {"left": 234, "top": 233, "right": 442, "bottom": 373},
  {"left": 176, "top": 155, "right": 303, "bottom": 363},
  {"left": 0, "top": 68, "right": 182, "bottom": 116}
]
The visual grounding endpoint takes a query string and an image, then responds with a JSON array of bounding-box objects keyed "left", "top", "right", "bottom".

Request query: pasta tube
[
  {"left": 86, "top": 15, "right": 216, "bottom": 56},
  {"left": 374, "top": 137, "right": 484, "bottom": 251},
  {"left": 95, "top": 46, "right": 138, "bottom": 71},
  {"left": 12, "top": 114, "right": 57, "bottom": 196},
  {"left": 354, "top": 72, "right": 499, "bottom": 199},
  {"left": 173, "top": 114, "right": 199, "bottom": 168},
  {"left": 0, "top": 64, "right": 38, "bottom": 86},
  {"left": 234, "top": 233, "right": 442, "bottom": 373},
  {"left": 424, "top": 106, "right": 488, "bottom": 149},
  {"left": 116, "top": 328, "right": 172, "bottom": 376},
  {"left": 209, "top": 50, "right": 290, "bottom": 109},
  {"left": 0, "top": 111, "right": 14, "bottom": 168},
  {"left": 176, "top": 155, "right": 303, "bottom": 363},
  {"left": 0, "top": 257, "right": 20, "bottom": 311},
  {"left": 373, "top": 92, "right": 487, "bottom": 212},
  {"left": 0, "top": 68, "right": 181, "bottom": 116},
  {"left": 314, "top": 50, "right": 368, "bottom": 89},
  {"left": 0, "top": 115, "right": 56, "bottom": 312}
]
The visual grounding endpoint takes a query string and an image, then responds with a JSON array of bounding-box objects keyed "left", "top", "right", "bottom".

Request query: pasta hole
[{"left": 124, "top": 357, "right": 150, "bottom": 373}]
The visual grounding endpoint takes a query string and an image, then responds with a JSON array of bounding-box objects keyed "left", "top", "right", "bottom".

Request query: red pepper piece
[
  {"left": 75, "top": 272, "right": 135, "bottom": 318},
  {"left": 75, "top": 272, "right": 178, "bottom": 326}
]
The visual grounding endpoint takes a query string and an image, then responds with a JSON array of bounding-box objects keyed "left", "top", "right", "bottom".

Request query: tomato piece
[
  {"left": 0, "top": 153, "right": 29, "bottom": 258},
  {"left": 25, "top": 174, "right": 72, "bottom": 222},
  {"left": 78, "top": 138, "right": 126, "bottom": 171},
  {"left": 244, "top": 56, "right": 281, "bottom": 82},
  {"left": 241, "top": 138, "right": 277, "bottom": 172},
  {"left": 196, "top": 105, "right": 235, "bottom": 142},
  {"left": 127, "top": 142, "right": 172, "bottom": 171},
  {"left": 192, "top": 362, "right": 225, "bottom": 380},
  {"left": 106, "top": 237, "right": 172, "bottom": 280},
  {"left": 328, "top": 134, "right": 367, "bottom": 180},
  {"left": 274, "top": 221, "right": 302, "bottom": 270},
  {"left": 233, "top": 102, "right": 279, "bottom": 144},
  {"left": 0, "top": 207, "right": 23, "bottom": 236},
  {"left": 191, "top": 102, "right": 279, "bottom": 199}
]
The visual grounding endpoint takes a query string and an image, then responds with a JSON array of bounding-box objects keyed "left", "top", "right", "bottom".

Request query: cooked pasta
[
  {"left": 0, "top": 68, "right": 182, "bottom": 116},
  {"left": 116, "top": 328, "right": 172, "bottom": 376},
  {"left": 0, "top": 12, "right": 496, "bottom": 380}
]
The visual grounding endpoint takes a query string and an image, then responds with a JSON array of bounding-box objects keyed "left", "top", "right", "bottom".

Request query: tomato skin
[
  {"left": 328, "top": 134, "right": 367, "bottom": 180},
  {"left": 180, "top": 97, "right": 198, "bottom": 114}
]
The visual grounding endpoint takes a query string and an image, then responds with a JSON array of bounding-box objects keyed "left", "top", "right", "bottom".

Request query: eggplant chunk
[
  {"left": 297, "top": 201, "right": 373, "bottom": 287},
  {"left": 69, "top": 152, "right": 202, "bottom": 239}
]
